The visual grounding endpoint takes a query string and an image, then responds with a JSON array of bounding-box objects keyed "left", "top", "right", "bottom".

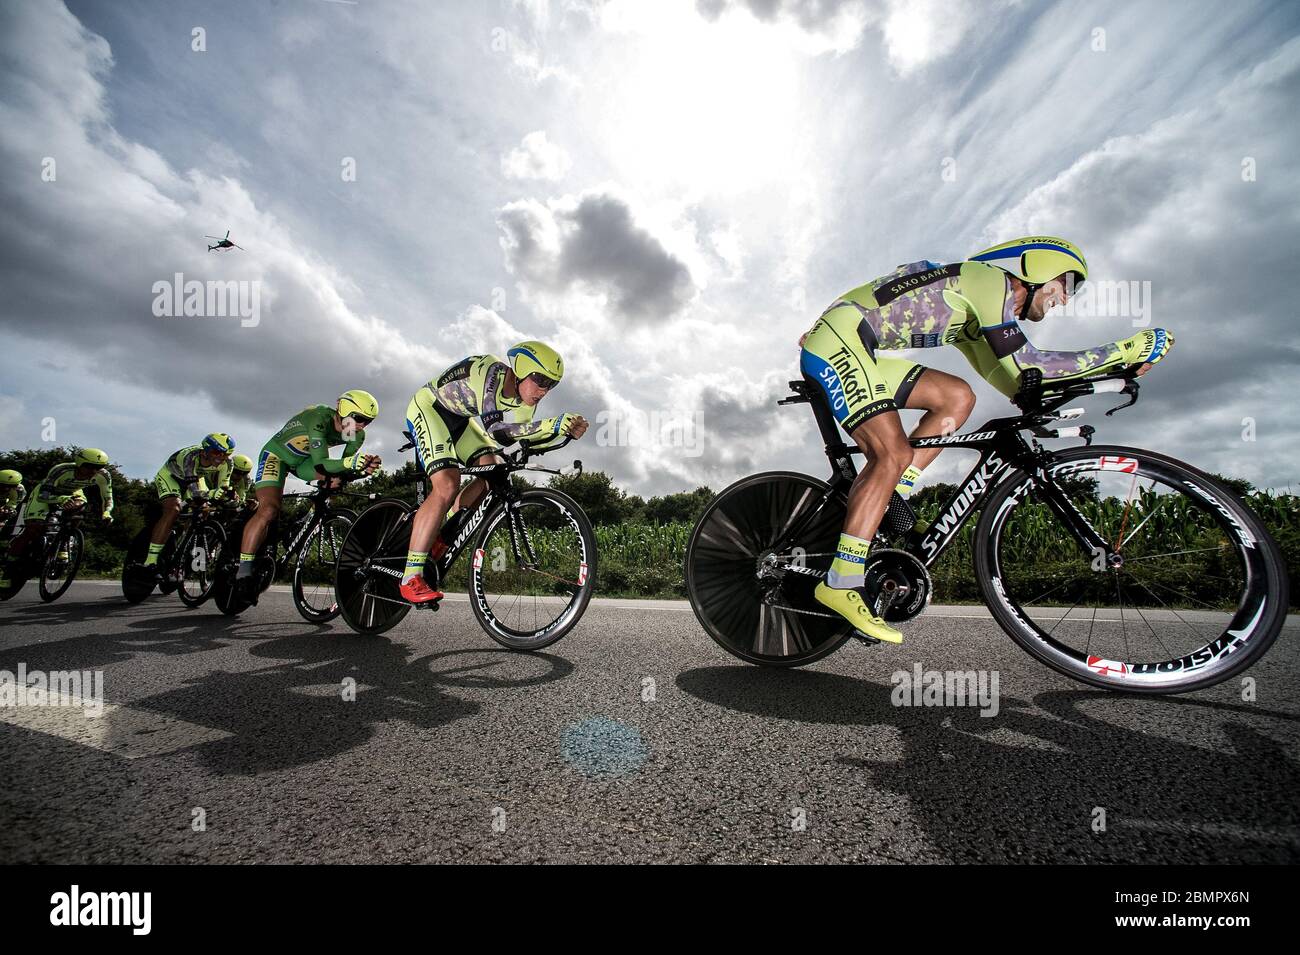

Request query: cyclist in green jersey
[
  {"left": 233, "top": 390, "right": 381, "bottom": 605},
  {"left": 399, "top": 340, "right": 587, "bottom": 603},
  {"left": 0, "top": 469, "right": 25, "bottom": 530},
  {"left": 2, "top": 449, "right": 114, "bottom": 582},
  {"left": 799, "top": 236, "right": 1174, "bottom": 644},
  {"left": 215, "top": 453, "right": 254, "bottom": 507},
  {"left": 142, "top": 433, "right": 237, "bottom": 569}
]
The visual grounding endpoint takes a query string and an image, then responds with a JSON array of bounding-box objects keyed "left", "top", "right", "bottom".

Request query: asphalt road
[{"left": 2, "top": 581, "right": 1297, "bottom": 864}]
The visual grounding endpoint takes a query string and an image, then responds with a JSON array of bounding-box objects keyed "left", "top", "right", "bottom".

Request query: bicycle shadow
[
  {"left": 123, "top": 628, "right": 575, "bottom": 775},
  {"left": 1, "top": 602, "right": 576, "bottom": 776},
  {"left": 0, "top": 594, "right": 278, "bottom": 667},
  {"left": 676, "top": 666, "right": 1300, "bottom": 863}
]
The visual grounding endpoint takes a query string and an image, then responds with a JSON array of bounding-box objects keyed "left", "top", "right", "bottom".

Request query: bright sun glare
[{"left": 599, "top": 1, "right": 806, "bottom": 198}]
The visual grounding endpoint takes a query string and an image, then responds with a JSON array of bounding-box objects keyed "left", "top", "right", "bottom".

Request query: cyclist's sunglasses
[
  {"left": 346, "top": 413, "right": 374, "bottom": 426},
  {"left": 526, "top": 372, "right": 560, "bottom": 390}
]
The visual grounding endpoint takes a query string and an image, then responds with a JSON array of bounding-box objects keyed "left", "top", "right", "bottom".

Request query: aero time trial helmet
[
  {"left": 508, "top": 341, "right": 564, "bottom": 389},
  {"left": 202, "top": 432, "right": 236, "bottom": 454},
  {"left": 970, "top": 236, "right": 1088, "bottom": 289},
  {"left": 231, "top": 453, "right": 253, "bottom": 473},
  {"left": 75, "top": 448, "right": 109, "bottom": 467},
  {"left": 0, "top": 469, "right": 21, "bottom": 486},
  {"left": 337, "top": 390, "right": 379, "bottom": 422}
]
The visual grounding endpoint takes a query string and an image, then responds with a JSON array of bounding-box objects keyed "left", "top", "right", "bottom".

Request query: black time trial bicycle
[
  {"left": 121, "top": 499, "right": 239, "bottom": 606},
  {"left": 684, "top": 368, "right": 1289, "bottom": 694},
  {"left": 0, "top": 508, "right": 90, "bottom": 604},
  {"left": 212, "top": 481, "right": 365, "bottom": 621},
  {"left": 333, "top": 433, "right": 596, "bottom": 647}
]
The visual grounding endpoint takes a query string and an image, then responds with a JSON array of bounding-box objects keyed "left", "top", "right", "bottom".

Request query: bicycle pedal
[{"left": 851, "top": 630, "right": 882, "bottom": 646}]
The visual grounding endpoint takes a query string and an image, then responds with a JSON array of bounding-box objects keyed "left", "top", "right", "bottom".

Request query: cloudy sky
[{"left": 2, "top": 0, "right": 1297, "bottom": 494}]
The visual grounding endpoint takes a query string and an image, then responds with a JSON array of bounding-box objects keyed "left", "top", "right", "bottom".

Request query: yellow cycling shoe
[{"left": 814, "top": 581, "right": 904, "bottom": 644}]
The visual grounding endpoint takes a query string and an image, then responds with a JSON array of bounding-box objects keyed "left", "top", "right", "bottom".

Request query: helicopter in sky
[{"left": 205, "top": 230, "right": 244, "bottom": 252}]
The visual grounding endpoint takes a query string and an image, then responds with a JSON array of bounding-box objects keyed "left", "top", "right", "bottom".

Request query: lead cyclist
[{"left": 798, "top": 236, "right": 1174, "bottom": 645}]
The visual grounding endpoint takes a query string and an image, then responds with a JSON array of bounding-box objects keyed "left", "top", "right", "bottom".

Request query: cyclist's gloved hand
[
  {"left": 558, "top": 413, "right": 588, "bottom": 440},
  {"left": 1119, "top": 328, "right": 1174, "bottom": 367},
  {"left": 102, "top": 510, "right": 113, "bottom": 524}
]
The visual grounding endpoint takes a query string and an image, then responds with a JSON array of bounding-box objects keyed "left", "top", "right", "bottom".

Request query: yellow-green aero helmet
[
  {"left": 337, "top": 390, "right": 378, "bottom": 422},
  {"left": 970, "top": 236, "right": 1088, "bottom": 289},
  {"left": 0, "top": 469, "right": 22, "bottom": 486},
  {"left": 508, "top": 341, "right": 564, "bottom": 388},
  {"left": 231, "top": 453, "right": 253, "bottom": 473},
  {"left": 202, "top": 432, "right": 236, "bottom": 454},
  {"left": 75, "top": 448, "right": 109, "bottom": 467}
]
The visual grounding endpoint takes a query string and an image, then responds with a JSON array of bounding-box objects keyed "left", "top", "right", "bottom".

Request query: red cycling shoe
[{"left": 399, "top": 577, "right": 444, "bottom": 604}]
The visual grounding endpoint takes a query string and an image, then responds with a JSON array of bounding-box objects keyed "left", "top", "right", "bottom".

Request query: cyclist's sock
[
  {"left": 826, "top": 533, "right": 871, "bottom": 589},
  {"left": 143, "top": 542, "right": 165, "bottom": 567},
  {"left": 895, "top": 464, "right": 923, "bottom": 498},
  {"left": 402, "top": 550, "right": 428, "bottom": 585},
  {"left": 235, "top": 553, "right": 256, "bottom": 578}
]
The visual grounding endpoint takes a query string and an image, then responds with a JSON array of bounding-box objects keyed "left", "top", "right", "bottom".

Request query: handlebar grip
[{"left": 1091, "top": 379, "right": 1127, "bottom": 395}]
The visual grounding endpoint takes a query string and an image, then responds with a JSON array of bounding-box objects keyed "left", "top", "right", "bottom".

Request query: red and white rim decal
[
  {"left": 1098, "top": 455, "right": 1139, "bottom": 473},
  {"left": 578, "top": 561, "right": 588, "bottom": 585},
  {"left": 473, "top": 548, "right": 485, "bottom": 570},
  {"left": 1087, "top": 655, "right": 1129, "bottom": 677}
]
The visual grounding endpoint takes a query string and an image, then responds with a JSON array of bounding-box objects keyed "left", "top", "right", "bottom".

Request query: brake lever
[{"left": 1104, "top": 379, "right": 1141, "bottom": 416}]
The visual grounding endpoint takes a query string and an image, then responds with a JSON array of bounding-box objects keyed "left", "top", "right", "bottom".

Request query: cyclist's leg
[
  {"left": 894, "top": 364, "right": 976, "bottom": 484},
  {"left": 146, "top": 469, "right": 183, "bottom": 566},
  {"left": 400, "top": 387, "right": 461, "bottom": 599},
  {"left": 239, "top": 445, "right": 287, "bottom": 577},
  {"left": 8, "top": 493, "right": 49, "bottom": 559},
  {"left": 800, "top": 306, "right": 908, "bottom": 642},
  {"left": 450, "top": 419, "right": 500, "bottom": 515}
]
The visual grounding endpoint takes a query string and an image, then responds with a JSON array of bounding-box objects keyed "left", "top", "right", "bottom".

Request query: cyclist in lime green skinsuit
[
  {"left": 215, "top": 453, "right": 254, "bottom": 507},
  {"left": 1, "top": 449, "right": 114, "bottom": 585},
  {"left": 232, "top": 391, "right": 382, "bottom": 605},
  {"left": 398, "top": 341, "right": 587, "bottom": 603},
  {"left": 142, "top": 433, "right": 236, "bottom": 570},
  {"left": 0, "top": 470, "right": 25, "bottom": 531},
  {"left": 799, "top": 236, "right": 1174, "bottom": 645}
]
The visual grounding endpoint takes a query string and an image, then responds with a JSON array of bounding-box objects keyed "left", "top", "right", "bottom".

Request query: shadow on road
[
  {"left": 676, "top": 666, "right": 1300, "bottom": 863},
  {"left": 0, "top": 600, "right": 576, "bottom": 776}
]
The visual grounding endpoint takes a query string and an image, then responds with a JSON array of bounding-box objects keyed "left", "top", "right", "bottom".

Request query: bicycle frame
[
  {"left": 777, "top": 379, "right": 1112, "bottom": 569},
  {"left": 389, "top": 432, "right": 577, "bottom": 585}
]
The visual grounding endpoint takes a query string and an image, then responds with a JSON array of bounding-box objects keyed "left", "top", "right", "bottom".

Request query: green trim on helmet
[
  {"left": 0, "top": 469, "right": 21, "bottom": 486},
  {"left": 970, "top": 236, "right": 1088, "bottom": 287},
  {"left": 337, "top": 389, "right": 379, "bottom": 420},
  {"left": 508, "top": 340, "right": 564, "bottom": 384},
  {"left": 75, "top": 448, "right": 109, "bottom": 466}
]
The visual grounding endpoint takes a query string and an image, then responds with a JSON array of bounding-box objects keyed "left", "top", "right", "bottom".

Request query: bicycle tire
[
  {"left": 39, "top": 527, "right": 83, "bottom": 603},
  {"left": 336, "top": 499, "right": 414, "bottom": 636},
  {"left": 468, "top": 488, "right": 596, "bottom": 650},
  {"left": 685, "top": 470, "right": 853, "bottom": 667},
  {"left": 974, "top": 444, "right": 1289, "bottom": 694}
]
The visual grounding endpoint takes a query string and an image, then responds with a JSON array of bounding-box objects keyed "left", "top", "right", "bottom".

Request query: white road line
[
  {"left": 1, "top": 698, "right": 231, "bottom": 759},
  {"left": 46, "top": 580, "right": 1300, "bottom": 625}
]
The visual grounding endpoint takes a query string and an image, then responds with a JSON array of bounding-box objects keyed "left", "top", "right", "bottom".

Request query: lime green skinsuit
[{"left": 801, "top": 259, "right": 1171, "bottom": 431}]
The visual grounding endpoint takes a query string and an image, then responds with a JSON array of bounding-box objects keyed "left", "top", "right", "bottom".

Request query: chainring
[{"left": 862, "top": 548, "right": 932, "bottom": 622}]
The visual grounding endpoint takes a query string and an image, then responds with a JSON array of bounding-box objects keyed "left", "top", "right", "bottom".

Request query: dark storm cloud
[{"left": 498, "top": 192, "right": 695, "bottom": 324}]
